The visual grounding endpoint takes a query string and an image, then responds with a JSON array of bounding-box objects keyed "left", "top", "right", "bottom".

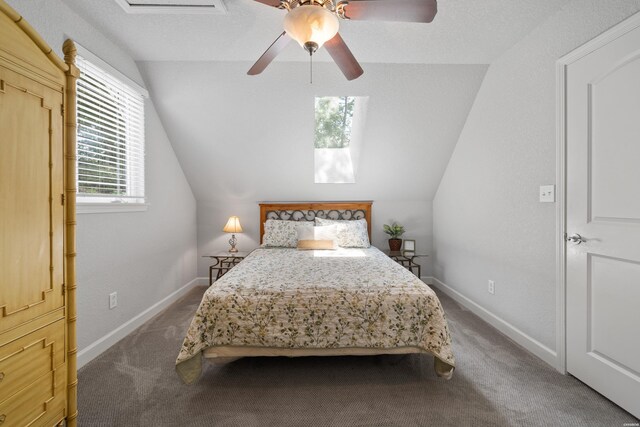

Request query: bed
[{"left": 176, "top": 202, "right": 455, "bottom": 384}]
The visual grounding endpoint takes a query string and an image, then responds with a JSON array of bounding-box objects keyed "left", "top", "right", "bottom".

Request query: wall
[
  {"left": 6, "top": 0, "right": 198, "bottom": 363},
  {"left": 138, "top": 61, "right": 488, "bottom": 278},
  {"left": 433, "top": 0, "right": 640, "bottom": 363}
]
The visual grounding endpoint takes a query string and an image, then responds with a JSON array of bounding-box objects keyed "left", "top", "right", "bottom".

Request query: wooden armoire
[{"left": 0, "top": 1, "right": 78, "bottom": 425}]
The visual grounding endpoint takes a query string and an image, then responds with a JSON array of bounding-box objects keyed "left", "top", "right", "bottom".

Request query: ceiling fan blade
[
  {"left": 247, "top": 32, "right": 292, "bottom": 76},
  {"left": 325, "top": 33, "right": 364, "bottom": 81},
  {"left": 253, "top": 0, "right": 282, "bottom": 7},
  {"left": 341, "top": 0, "right": 437, "bottom": 23}
]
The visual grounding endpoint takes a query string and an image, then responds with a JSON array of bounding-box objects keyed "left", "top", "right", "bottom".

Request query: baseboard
[
  {"left": 421, "top": 276, "right": 434, "bottom": 285},
  {"left": 77, "top": 277, "right": 204, "bottom": 369},
  {"left": 431, "top": 277, "right": 558, "bottom": 368}
]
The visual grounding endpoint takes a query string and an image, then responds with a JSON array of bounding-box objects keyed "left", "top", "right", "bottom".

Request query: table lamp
[{"left": 223, "top": 216, "right": 243, "bottom": 253}]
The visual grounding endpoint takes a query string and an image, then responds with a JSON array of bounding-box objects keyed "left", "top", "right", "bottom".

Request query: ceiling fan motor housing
[
  {"left": 280, "top": 0, "right": 350, "bottom": 20},
  {"left": 280, "top": 0, "right": 339, "bottom": 11}
]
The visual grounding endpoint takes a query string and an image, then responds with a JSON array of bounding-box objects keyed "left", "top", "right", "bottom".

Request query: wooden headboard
[{"left": 259, "top": 201, "right": 373, "bottom": 244}]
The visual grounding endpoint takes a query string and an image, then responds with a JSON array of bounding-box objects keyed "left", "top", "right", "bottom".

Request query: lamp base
[{"left": 228, "top": 234, "right": 238, "bottom": 253}]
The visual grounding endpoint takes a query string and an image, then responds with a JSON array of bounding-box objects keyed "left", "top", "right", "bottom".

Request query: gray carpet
[{"left": 78, "top": 286, "right": 638, "bottom": 426}]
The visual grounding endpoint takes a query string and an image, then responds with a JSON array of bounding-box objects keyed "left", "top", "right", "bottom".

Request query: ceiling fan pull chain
[{"left": 310, "top": 50, "right": 313, "bottom": 84}]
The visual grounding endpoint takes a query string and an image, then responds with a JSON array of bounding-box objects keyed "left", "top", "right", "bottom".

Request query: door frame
[{"left": 555, "top": 11, "right": 640, "bottom": 374}]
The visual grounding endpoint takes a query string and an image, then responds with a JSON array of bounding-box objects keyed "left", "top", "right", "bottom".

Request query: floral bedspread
[{"left": 176, "top": 247, "right": 455, "bottom": 383}]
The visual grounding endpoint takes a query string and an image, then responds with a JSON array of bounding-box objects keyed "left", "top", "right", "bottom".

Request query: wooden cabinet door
[
  {"left": 0, "top": 65, "right": 65, "bottom": 333},
  {"left": 0, "top": 60, "right": 68, "bottom": 426}
]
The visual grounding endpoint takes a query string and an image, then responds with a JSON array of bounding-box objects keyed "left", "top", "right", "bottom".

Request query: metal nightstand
[
  {"left": 203, "top": 251, "right": 252, "bottom": 285},
  {"left": 382, "top": 250, "right": 428, "bottom": 277}
]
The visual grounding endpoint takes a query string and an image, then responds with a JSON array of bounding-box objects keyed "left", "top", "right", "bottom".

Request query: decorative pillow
[
  {"left": 314, "top": 218, "right": 370, "bottom": 248},
  {"left": 262, "top": 220, "right": 313, "bottom": 248},
  {"left": 297, "top": 224, "right": 338, "bottom": 250}
]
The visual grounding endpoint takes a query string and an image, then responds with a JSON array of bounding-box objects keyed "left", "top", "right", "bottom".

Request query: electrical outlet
[
  {"left": 488, "top": 280, "right": 495, "bottom": 295},
  {"left": 109, "top": 292, "right": 117, "bottom": 309}
]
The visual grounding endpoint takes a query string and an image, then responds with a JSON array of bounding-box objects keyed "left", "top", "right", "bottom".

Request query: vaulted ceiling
[{"left": 56, "top": 0, "right": 570, "bottom": 203}]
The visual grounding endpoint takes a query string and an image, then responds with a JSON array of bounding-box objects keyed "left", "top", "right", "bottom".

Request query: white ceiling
[{"left": 60, "top": 0, "right": 569, "bottom": 64}]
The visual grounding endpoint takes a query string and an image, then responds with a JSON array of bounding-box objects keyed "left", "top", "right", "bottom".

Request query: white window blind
[{"left": 76, "top": 55, "right": 145, "bottom": 203}]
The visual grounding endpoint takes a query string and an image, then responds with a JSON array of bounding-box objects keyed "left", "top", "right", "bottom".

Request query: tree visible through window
[
  {"left": 314, "top": 96, "right": 368, "bottom": 184},
  {"left": 315, "top": 96, "right": 355, "bottom": 149}
]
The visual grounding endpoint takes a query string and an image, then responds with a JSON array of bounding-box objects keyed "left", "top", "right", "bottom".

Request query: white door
[{"left": 565, "top": 15, "right": 640, "bottom": 419}]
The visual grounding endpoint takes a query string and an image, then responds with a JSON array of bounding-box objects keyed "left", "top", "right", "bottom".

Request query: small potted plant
[{"left": 383, "top": 222, "right": 405, "bottom": 251}]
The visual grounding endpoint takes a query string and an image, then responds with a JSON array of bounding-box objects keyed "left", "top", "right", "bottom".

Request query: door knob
[{"left": 566, "top": 233, "right": 584, "bottom": 244}]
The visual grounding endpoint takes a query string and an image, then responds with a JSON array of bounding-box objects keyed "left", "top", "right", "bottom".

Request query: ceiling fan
[{"left": 248, "top": 0, "right": 438, "bottom": 81}]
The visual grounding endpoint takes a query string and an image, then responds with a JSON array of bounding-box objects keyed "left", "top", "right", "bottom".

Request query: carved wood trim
[{"left": 0, "top": 1, "right": 68, "bottom": 72}]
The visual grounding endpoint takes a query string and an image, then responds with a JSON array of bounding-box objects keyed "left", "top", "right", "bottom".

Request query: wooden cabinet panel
[
  {"left": 0, "top": 66, "right": 65, "bottom": 334},
  {"left": 0, "top": 319, "right": 66, "bottom": 426},
  {"left": 0, "top": 319, "right": 66, "bottom": 405},
  {"left": 0, "top": 368, "right": 66, "bottom": 427},
  {"left": 0, "top": 1, "right": 78, "bottom": 425}
]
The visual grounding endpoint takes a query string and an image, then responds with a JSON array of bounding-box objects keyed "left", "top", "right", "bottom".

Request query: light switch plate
[
  {"left": 109, "top": 292, "right": 117, "bottom": 309},
  {"left": 539, "top": 185, "right": 555, "bottom": 203}
]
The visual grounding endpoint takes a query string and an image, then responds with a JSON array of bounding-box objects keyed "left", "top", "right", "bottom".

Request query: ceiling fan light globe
[{"left": 283, "top": 5, "right": 339, "bottom": 51}]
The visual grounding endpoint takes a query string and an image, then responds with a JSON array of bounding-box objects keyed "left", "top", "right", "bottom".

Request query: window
[
  {"left": 315, "top": 96, "right": 355, "bottom": 149},
  {"left": 314, "top": 96, "right": 368, "bottom": 184},
  {"left": 76, "top": 53, "right": 146, "bottom": 206}
]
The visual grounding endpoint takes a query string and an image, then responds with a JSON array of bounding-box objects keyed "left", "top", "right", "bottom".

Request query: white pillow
[
  {"left": 314, "top": 218, "right": 370, "bottom": 248},
  {"left": 262, "top": 220, "right": 313, "bottom": 248},
  {"left": 296, "top": 224, "right": 338, "bottom": 250}
]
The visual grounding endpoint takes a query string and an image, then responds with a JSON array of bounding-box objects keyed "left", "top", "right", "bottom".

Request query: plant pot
[{"left": 388, "top": 238, "right": 402, "bottom": 251}]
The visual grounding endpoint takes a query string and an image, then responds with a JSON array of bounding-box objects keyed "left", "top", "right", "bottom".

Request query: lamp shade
[
  {"left": 283, "top": 5, "right": 339, "bottom": 50},
  {"left": 223, "top": 216, "right": 243, "bottom": 233}
]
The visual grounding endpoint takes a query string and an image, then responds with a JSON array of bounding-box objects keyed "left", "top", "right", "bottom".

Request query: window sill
[{"left": 77, "top": 203, "right": 149, "bottom": 214}]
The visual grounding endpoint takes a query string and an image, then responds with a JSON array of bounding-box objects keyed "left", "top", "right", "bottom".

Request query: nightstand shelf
[
  {"left": 203, "top": 251, "right": 252, "bottom": 285},
  {"left": 381, "top": 250, "right": 428, "bottom": 277}
]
